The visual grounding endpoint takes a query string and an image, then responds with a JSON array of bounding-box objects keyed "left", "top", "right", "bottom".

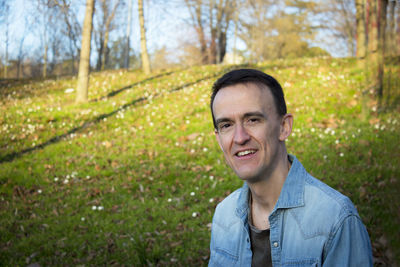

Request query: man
[{"left": 208, "top": 69, "right": 372, "bottom": 266}]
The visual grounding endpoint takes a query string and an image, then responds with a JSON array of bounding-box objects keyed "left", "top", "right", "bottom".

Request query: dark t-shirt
[{"left": 248, "top": 196, "right": 272, "bottom": 267}]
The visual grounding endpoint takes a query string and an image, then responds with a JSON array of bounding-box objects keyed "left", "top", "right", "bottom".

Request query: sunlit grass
[{"left": 0, "top": 58, "right": 399, "bottom": 265}]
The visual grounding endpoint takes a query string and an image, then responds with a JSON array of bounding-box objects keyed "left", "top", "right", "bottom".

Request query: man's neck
[{"left": 247, "top": 154, "right": 291, "bottom": 229}]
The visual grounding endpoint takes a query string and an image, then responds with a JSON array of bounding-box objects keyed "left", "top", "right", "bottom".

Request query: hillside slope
[{"left": 1, "top": 58, "right": 399, "bottom": 265}]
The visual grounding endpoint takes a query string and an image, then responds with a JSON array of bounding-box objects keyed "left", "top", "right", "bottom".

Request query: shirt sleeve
[
  {"left": 208, "top": 212, "right": 217, "bottom": 266},
  {"left": 323, "top": 214, "right": 373, "bottom": 266}
]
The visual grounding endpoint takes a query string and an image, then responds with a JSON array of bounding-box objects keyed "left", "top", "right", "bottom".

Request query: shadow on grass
[
  {"left": 0, "top": 70, "right": 175, "bottom": 102},
  {"left": 90, "top": 70, "right": 177, "bottom": 102},
  {"left": 0, "top": 66, "right": 245, "bottom": 164}
]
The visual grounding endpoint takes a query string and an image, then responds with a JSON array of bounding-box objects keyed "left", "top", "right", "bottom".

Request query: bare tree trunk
[
  {"left": 96, "top": 33, "right": 104, "bottom": 70},
  {"left": 338, "top": 0, "right": 356, "bottom": 57},
  {"left": 56, "top": 0, "right": 80, "bottom": 74},
  {"left": 377, "top": 0, "right": 388, "bottom": 101},
  {"left": 123, "top": 0, "right": 133, "bottom": 69},
  {"left": 138, "top": 0, "right": 151, "bottom": 74},
  {"left": 101, "top": 31, "right": 109, "bottom": 70},
  {"left": 357, "top": 0, "right": 368, "bottom": 119},
  {"left": 209, "top": 0, "right": 226, "bottom": 64},
  {"left": 219, "top": 3, "right": 232, "bottom": 63},
  {"left": 100, "top": 0, "right": 119, "bottom": 71},
  {"left": 233, "top": 5, "right": 238, "bottom": 64},
  {"left": 4, "top": 25, "right": 8, "bottom": 78},
  {"left": 215, "top": 0, "right": 223, "bottom": 63},
  {"left": 183, "top": 0, "right": 206, "bottom": 64},
  {"left": 356, "top": 0, "right": 366, "bottom": 62},
  {"left": 17, "top": 61, "right": 20, "bottom": 78},
  {"left": 43, "top": 42, "right": 48, "bottom": 78},
  {"left": 4, "top": 4, "right": 9, "bottom": 78},
  {"left": 76, "top": 0, "right": 95, "bottom": 103},
  {"left": 396, "top": 1, "right": 400, "bottom": 55},
  {"left": 387, "top": 0, "right": 395, "bottom": 55},
  {"left": 367, "top": 0, "right": 378, "bottom": 84}
]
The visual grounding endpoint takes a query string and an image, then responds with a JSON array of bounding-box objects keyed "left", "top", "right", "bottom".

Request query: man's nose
[{"left": 233, "top": 123, "right": 250, "bottom": 145}]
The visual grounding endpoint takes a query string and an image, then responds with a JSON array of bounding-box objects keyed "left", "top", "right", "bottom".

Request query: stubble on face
[{"left": 213, "top": 83, "right": 284, "bottom": 183}]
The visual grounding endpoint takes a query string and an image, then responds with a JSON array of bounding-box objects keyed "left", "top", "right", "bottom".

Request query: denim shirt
[{"left": 209, "top": 155, "right": 372, "bottom": 267}]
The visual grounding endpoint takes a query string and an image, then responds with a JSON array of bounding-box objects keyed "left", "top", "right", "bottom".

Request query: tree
[
  {"left": 184, "top": 0, "right": 236, "bottom": 64},
  {"left": 76, "top": 0, "right": 95, "bottom": 103},
  {"left": 31, "top": 0, "right": 78, "bottom": 77},
  {"left": 138, "top": 0, "right": 151, "bottom": 74},
  {"left": 123, "top": 0, "right": 133, "bottom": 69},
  {"left": 33, "top": 0, "right": 54, "bottom": 78},
  {"left": 365, "top": 0, "right": 388, "bottom": 101},
  {"left": 184, "top": 0, "right": 208, "bottom": 64},
  {"left": 94, "top": 0, "right": 121, "bottom": 71},
  {"left": 53, "top": 0, "right": 82, "bottom": 74},
  {"left": 355, "top": 0, "right": 394, "bottom": 111},
  {"left": 377, "top": 0, "right": 388, "bottom": 99},
  {"left": 209, "top": 0, "right": 235, "bottom": 63},
  {"left": 16, "top": 33, "right": 27, "bottom": 78},
  {"left": 397, "top": 1, "right": 400, "bottom": 55},
  {"left": 151, "top": 46, "right": 173, "bottom": 70},
  {"left": 108, "top": 37, "right": 138, "bottom": 69},
  {"left": 387, "top": 0, "right": 396, "bottom": 55},
  {"left": 356, "top": 0, "right": 366, "bottom": 61},
  {"left": 332, "top": 0, "right": 357, "bottom": 56},
  {"left": 1, "top": 1, "right": 10, "bottom": 78},
  {"left": 239, "top": 0, "right": 318, "bottom": 61}
]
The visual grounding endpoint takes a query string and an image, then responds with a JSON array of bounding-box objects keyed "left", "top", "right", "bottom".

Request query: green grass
[{"left": 0, "top": 58, "right": 399, "bottom": 266}]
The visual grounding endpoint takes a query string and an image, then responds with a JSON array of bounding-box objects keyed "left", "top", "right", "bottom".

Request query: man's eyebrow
[
  {"left": 215, "top": 117, "right": 232, "bottom": 125},
  {"left": 243, "top": 111, "right": 265, "bottom": 118}
]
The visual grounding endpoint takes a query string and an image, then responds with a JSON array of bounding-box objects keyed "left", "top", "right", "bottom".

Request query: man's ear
[{"left": 279, "top": 113, "right": 293, "bottom": 141}]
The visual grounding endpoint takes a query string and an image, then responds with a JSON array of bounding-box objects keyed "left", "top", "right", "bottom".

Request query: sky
[
  {"left": 1, "top": 0, "right": 225, "bottom": 61},
  {"left": 0, "top": 0, "right": 346, "bottom": 67}
]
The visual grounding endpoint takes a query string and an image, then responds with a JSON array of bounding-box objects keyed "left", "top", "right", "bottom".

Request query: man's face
[{"left": 212, "top": 83, "right": 287, "bottom": 182}]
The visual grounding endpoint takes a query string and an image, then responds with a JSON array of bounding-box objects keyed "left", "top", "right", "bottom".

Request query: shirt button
[{"left": 273, "top": 242, "right": 279, "bottom": 247}]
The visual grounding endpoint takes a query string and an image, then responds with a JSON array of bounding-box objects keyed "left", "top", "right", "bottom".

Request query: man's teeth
[{"left": 237, "top": 150, "right": 256, "bottom": 156}]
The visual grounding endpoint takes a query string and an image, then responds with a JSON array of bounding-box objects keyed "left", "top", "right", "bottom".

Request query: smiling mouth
[{"left": 236, "top": 150, "right": 257, "bottom": 157}]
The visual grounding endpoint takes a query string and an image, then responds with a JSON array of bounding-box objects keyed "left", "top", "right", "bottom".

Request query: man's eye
[
  {"left": 248, "top": 118, "right": 259, "bottom": 123},
  {"left": 219, "top": 123, "right": 231, "bottom": 130}
]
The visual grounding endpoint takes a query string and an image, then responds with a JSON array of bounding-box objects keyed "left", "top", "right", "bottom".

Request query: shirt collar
[
  {"left": 236, "top": 154, "right": 305, "bottom": 219},
  {"left": 273, "top": 154, "right": 305, "bottom": 210}
]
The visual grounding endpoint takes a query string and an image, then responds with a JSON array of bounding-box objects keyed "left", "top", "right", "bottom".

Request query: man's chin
[{"left": 235, "top": 171, "right": 261, "bottom": 183}]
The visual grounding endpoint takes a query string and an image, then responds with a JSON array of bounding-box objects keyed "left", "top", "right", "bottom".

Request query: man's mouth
[{"left": 236, "top": 150, "right": 257, "bottom": 157}]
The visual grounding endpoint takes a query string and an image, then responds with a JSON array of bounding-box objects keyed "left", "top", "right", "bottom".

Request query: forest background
[{"left": 0, "top": 0, "right": 399, "bottom": 266}]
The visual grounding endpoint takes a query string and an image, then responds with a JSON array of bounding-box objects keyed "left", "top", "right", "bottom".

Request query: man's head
[
  {"left": 210, "top": 69, "right": 287, "bottom": 130},
  {"left": 210, "top": 69, "right": 292, "bottom": 182}
]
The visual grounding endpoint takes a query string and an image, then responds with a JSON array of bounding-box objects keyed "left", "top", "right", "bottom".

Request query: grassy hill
[{"left": 0, "top": 58, "right": 399, "bottom": 266}]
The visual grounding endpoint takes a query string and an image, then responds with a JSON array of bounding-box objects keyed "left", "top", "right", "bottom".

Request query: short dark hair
[{"left": 210, "top": 69, "right": 287, "bottom": 129}]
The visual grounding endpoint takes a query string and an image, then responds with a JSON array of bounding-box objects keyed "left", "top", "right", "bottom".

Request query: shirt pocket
[
  {"left": 209, "top": 247, "right": 239, "bottom": 267},
  {"left": 282, "top": 258, "right": 319, "bottom": 267}
]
